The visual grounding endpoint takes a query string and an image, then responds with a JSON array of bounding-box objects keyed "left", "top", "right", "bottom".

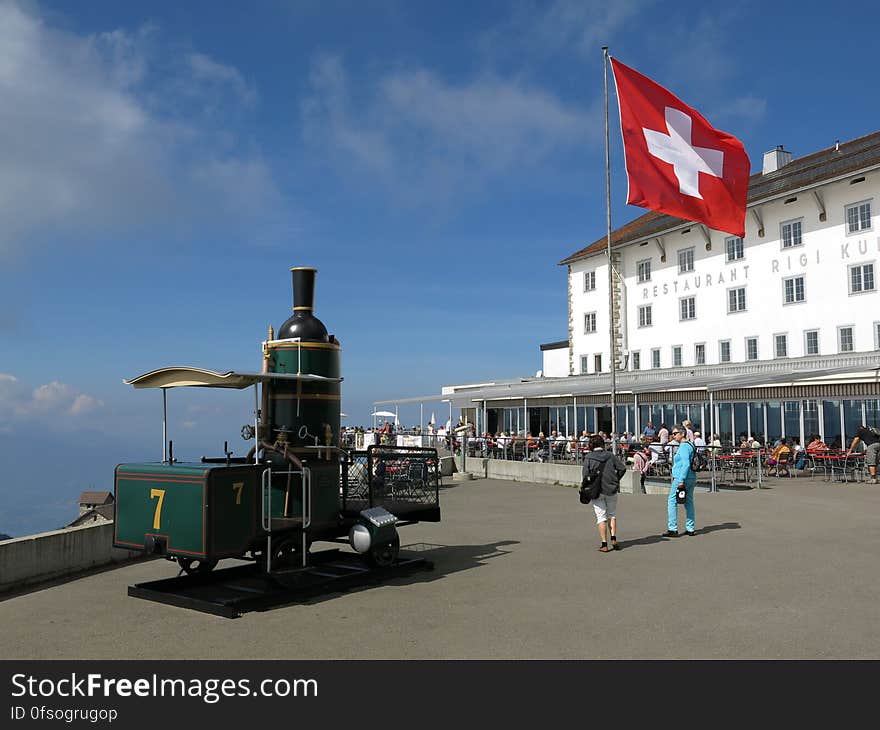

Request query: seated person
[
  {"left": 536, "top": 432, "right": 550, "bottom": 462},
  {"left": 791, "top": 436, "right": 806, "bottom": 470},
  {"left": 807, "top": 435, "right": 828, "bottom": 451},
  {"left": 765, "top": 440, "right": 792, "bottom": 475}
]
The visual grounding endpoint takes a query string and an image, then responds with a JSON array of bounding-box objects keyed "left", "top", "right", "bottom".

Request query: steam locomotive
[{"left": 113, "top": 267, "right": 441, "bottom": 579}]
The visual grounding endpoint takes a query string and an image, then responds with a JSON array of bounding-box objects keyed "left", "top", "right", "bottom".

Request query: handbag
[{"left": 676, "top": 482, "right": 687, "bottom": 504}]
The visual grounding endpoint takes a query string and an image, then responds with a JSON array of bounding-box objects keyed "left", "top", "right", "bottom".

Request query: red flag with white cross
[{"left": 611, "top": 57, "right": 751, "bottom": 238}]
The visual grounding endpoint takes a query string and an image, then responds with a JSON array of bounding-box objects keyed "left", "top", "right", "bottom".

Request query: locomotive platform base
[{"left": 128, "top": 549, "right": 434, "bottom": 619}]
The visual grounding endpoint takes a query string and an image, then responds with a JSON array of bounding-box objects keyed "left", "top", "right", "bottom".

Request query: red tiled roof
[{"left": 560, "top": 130, "right": 880, "bottom": 265}]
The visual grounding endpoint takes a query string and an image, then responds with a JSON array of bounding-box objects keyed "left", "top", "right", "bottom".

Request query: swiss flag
[{"left": 611, "top": 58, "right": 750, "bottom": 238}]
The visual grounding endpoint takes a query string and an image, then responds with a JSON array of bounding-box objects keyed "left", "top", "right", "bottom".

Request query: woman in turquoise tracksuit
[{"left": 665, "top": 427, "right": 697, "bottom": 536}]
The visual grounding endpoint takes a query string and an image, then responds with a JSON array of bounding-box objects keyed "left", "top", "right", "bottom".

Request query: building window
[
  {"left": 727, "top": 287, "right": 746, "bottom": 313},
  {"left": 695, "top": 343, "right": 706, "bottom": 365},
  {"left": 775, "top": 333, "right": 788, "bottom": 358},
  {"left": 580, "top": 355, "right": 589, "bottom": 374},
  {"left": 849, "top": 262, "right": 875, "bottom": 294},
  {"left": 838, "top": 326, "right": 854, "bottom": 353},
  {"left": 725, "top": 236, "right": 744, "bottom": 262},
  {"left": 678, "top": 247, "right": 694, "bottom": 273},
  {"left": 651, "top": 348, "right": 661, "bottom": 369},
  {"left": 672, "top": 346, "right": 682, "bottom": 367},
  {"left": 594, "top": 354, "right": 602, "bottom": 373},
  {"left": 584, "top": 312, "right": 597, "bottom": 334},
  {"left": 783, "top": 275, "right": 806, "bottom": 304},
  {"left": 746, "top": 337, "right": 758, "bottom": 361},
  {"left": 781, "top": 218, "right": 803, "bottom": 248},
  {"left": 846, "top": 200, "right": 872, "bottom": 234},
  {"left": 637, "top": 259, "right": 652, "bottom": 283},
  {"left": 805, "top": 330, "right": 820, "bottom": 356},
  {"left": 584, "top": 270, "right": 596, "bottom": 291},
  {"left": 638, "top": 304, "right": 652, "bottom": 328},
  {"left": 719, "top": 340, "right": 731, "bottom": 363},
  {"left": 875, "top": 322, "right": 880, "bottom": 350},
  {"left": 631, "top": 351, "right": 641, "bottom": 370},
  {"left": 679, "top": 296, "right": 696, "bottom": 321}
]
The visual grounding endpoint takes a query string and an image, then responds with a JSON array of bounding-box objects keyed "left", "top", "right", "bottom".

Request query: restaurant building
[{"left": 428, "top": 131, "right": 880, "bottom": 447}]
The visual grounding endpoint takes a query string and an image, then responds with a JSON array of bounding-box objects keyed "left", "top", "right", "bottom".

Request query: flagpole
[{"left": 603, "top": 46, "right": 617, "bottom": 455}]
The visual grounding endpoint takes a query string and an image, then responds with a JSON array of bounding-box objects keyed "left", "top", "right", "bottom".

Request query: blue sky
[{"left": 1, "top": 0, "right": 878, "bottom": 534}]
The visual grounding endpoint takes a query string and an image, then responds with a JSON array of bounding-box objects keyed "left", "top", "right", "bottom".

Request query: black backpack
[
  {"left": 683, "top": 442, "right": 700, "bottom": 473},
  {"left": 579, "top": 457, "right": 606, "bottom": 504}
]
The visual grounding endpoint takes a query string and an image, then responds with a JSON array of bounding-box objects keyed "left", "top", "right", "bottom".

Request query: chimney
[{"left": 763, "top": 145, "right": 792, "bottom": 175}]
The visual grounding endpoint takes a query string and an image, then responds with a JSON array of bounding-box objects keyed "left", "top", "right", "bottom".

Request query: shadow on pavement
[{"left": 615, "top": 522, "right": 741, "bottom": 550}]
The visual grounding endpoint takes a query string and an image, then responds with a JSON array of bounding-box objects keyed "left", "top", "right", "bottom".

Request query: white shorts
[{"left": 592, "top": 494, "right": 618, "bottom": 523}]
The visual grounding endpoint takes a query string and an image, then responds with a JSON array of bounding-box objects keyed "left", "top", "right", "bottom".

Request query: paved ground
[{"left": 2, "top": 475, "right": 878, "bottom": 659}]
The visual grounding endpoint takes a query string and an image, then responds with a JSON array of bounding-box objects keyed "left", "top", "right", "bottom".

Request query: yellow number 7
[
  {"left": 232, "top": 482, "right": 244, "bottom": 505},
  {"left": 150, "top": 488, "right": 166, "bottom": 530}
]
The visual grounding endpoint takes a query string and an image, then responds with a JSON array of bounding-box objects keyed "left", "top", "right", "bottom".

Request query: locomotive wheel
[
  {"left": 365, "top": 536, "right": 400, "bottom": 569},
  {"left": 178, "top": 557, "right": 218, "bottom": 575},
  {"left": 271, "top": 538, "right": 301, "bottom": 567},
  {"left": 266, "top": 535, "right": 311, "bottom": 569}
]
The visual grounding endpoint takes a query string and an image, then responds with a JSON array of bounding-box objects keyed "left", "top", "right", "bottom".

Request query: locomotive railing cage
[
  {"left": 341, "top": 445, "right": 441, "bottom": 512},
  {"left": 261, "top": 465, "right": 311, "bottom": 573}
]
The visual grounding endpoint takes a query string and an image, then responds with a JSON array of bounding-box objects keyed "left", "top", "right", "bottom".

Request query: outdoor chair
[
  {"left": 767, "top": 450, "right": 792, "bottom": 477},
  {"left": 830, "top": 452, "right": 864, "bottom": 483}
]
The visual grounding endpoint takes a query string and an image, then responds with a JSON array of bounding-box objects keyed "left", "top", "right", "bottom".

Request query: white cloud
[
  {"left": 302, "top": 55, "right": 596, "bottom": 204},
  {"left": 0, "top": 375, "right": 103, "bottom": 422},
  {"left": 0, "top": 1, "right": 286, "bottom": 259},
  {"left": 481, "top": 0, "right": 653, "bottom": 59},
  {"left": 70, "top": 394, "right": 104, "bottom": 415},
  {"left": 187, "top": 52, "right": 258, "bottom": 109}
]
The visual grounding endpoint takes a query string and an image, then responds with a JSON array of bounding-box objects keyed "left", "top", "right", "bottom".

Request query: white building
[{"left": 429, "top": 131, "right": 880, "bottom": 447}]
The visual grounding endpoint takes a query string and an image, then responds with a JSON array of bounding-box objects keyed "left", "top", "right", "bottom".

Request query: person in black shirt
[{"left": 847, "top": 425, "right": 880, "bottom": 484}]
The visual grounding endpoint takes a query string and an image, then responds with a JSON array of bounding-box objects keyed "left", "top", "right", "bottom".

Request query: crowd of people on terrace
[{"left": 343, "top": 417, "right": 878, "bottom": 482}]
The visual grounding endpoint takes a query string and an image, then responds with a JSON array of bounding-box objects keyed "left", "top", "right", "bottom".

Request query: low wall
[
  {"left": 0, "top": 522, "right": 143, "bottom": 594},
  {"left": 457, "top": 457, "right": 674, "bottom": 496}
]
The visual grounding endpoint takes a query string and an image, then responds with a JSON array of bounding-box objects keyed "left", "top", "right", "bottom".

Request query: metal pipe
[
  {"left": 709, "top": 391, "right": 716, "bottom": 492},
  {"left": 162, "top": 388, "right": 167, "bottom": 462},
  {"left": 253, "top": 384, "right": 260, "bottom": 464}
]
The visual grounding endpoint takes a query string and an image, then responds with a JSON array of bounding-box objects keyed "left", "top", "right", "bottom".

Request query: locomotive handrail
[
  {"left": 301, "top": 466, "right": 311, "bottom": 568},
  {"left": 261, "top": 467, "right": 273, "bottom": 574},
  {"left": 261, "top": 468, "right": 272, "bottom": 532}
]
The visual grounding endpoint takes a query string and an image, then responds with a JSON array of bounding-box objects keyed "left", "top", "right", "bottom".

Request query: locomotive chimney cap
[{"left": 290, "top": 266, "right": 318, "bottom": 272}]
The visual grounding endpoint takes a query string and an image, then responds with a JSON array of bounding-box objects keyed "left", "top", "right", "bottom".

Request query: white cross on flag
[{"left": 611, "top": 58, "right": 750, "bottom": 237}]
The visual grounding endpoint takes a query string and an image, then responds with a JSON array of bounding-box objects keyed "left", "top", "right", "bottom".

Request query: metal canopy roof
[
  {"left": 428, "top": 361, "right": 880, "bottom": 405},
  {"left": 124, "top": 366, "right": 342, "bottom": 389}
]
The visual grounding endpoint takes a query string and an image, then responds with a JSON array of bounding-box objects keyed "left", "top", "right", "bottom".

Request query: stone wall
[{"left": 0, "top": 522, "right": 142, "bottom": 593}]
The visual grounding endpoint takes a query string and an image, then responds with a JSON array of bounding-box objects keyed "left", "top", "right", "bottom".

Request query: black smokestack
[
  {"left": 292, "top": 267, "right": 317, "bottom": 312},
  {"left": 277, "top": 266, "right": 329, "bottom": 342}
]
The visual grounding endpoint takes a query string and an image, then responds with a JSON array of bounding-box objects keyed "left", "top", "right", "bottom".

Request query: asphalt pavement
[{"left": 1, "top": 474, "right": 878, "bottom": 659}]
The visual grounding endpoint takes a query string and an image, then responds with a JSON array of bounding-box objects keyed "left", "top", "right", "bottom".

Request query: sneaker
[
  {"left": 662, "top": 530, "right": 678, "bottom": 537},
  {"left": 598, "top": 545, "right": 611, "bottom": 553},
  {"left": 686, "top": 530, "right": 696, "bottom": 536}
]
